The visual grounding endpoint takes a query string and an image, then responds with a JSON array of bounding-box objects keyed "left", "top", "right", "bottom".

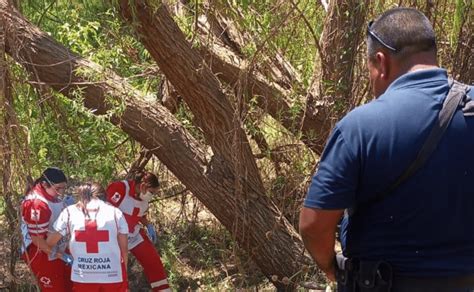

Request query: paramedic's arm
[
  {"left": 46, "top": 232, "right": 62, "bottom": 248},
  {"left": 116, "top": 208, "right": 129, "bottom": 266},
  {"left": 22, "top": 200, "right": 54, "bottom": 255},
  {"left": 139, "top": 215, "right": 150, "bottom": 225},
  {"left": 299, "top": 207, "right": 344, "bottom": 282},
  {"left": 47, "top": 209, "right": 68, "bottom": 258},
  {"left": 45, "top": 232, "right": 65, "bottom": 259},
  {"left": 118, "top": 233, "right": 128, "bottom": 265},
  {"left": 31, "top": 235, "right": 54, "bottom": 255}
]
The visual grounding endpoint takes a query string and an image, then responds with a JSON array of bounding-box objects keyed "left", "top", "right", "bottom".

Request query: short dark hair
[
  {"left": 367, "top": 7, "right": 436, "bottom": 61},
  {"left": 37, "top": 167, "right": 67, "bottom": 186}
]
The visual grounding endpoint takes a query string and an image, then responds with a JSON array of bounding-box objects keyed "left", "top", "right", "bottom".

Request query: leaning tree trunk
[
  {"left": 302, "top": 0, "right": 369, "bottom": 153},
  {"left": 169, "top": 0, "right": 333, "bottom": 154},
  {"left": 0, "top": 1, "right": 311, "bottom": 289},
  {"left": 119, "top": 0, "right": 265, "bottom": 194}
]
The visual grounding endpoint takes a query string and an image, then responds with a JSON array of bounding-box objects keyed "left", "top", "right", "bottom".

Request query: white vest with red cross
[
  {"left": 21, "top": 188, "right": 68, "bottom": 260},
  {"left": 116, "top": 180, "right": 149, "bottom": 249},
  {"left": 67, "top": 200, "right": 123, "bottom": 283}
]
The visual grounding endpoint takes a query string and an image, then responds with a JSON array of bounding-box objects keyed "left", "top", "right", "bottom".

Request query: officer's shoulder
[{"left": 338, "top": 96, "right": 387, "bottom": 130}]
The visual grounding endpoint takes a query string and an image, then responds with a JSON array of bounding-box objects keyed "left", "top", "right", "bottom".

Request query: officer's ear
[{"left": 374, "top": 51, "right": 391, "bottom": 80}]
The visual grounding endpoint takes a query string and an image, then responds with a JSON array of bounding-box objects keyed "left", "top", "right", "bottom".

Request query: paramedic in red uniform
[
  {"left": 20, "top": 167, "right": 73, "bottom": 291},
  {"left": 48, "top": 182, "right": 129, "bottom": 292},
  {"left": 106, "top": 172, "right": 170, "bottom": 291}
]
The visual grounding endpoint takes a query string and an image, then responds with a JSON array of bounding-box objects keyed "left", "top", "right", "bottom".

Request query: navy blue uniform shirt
[{"left": 304, "top": 68, "right": 474, "bottom": 277}]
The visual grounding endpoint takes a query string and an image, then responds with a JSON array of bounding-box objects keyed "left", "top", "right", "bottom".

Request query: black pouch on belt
[
  {"left": 357, "top": 260, "right": 392, "bottom": 292},
  {"left": 335, "top": 254, "right": 357, "bottom": 292}
]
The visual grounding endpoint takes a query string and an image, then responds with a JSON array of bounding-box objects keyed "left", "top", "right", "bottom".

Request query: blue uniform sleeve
[{"left": 304, "top": 126, "right": 359, "bottom": 210}]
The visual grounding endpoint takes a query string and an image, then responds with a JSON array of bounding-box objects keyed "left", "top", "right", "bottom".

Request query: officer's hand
[
  {"left": 61, "top": 253, "right": 74, "bottom": 266},
  {"left": 146, "top": 223, "right": 157, "bottom": 243}
]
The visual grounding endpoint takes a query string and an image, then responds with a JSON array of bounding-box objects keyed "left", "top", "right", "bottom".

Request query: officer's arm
[{"left": 299, "top": 207, "right": 344, "bottom": 282}]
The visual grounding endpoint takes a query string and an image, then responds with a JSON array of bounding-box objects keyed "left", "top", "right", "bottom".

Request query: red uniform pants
[
  {"left": 23, "top": 245, "right": 72, "bottom": 291},
  {"left": 72, "top": 281, "right": 128, "bottom": 292},
  {"left": 131, "top": 230, "right": 170, "bottom": 291}
]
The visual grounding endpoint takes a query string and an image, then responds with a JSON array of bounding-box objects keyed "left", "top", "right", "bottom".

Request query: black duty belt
[{"left": 392, "top": 274, "right": 474, "bottom": 291}]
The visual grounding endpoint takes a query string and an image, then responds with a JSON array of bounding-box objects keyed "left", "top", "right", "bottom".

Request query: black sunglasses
[{"left": 367, "top": 20, "right": 398, "bottom": 52}]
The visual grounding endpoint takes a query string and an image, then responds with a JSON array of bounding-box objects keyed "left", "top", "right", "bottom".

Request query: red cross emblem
[
  {"left": 75, "top": 220, "right": 109, "bottom": 253},
  {"left": 132, "top": 207, "right": 140, "bottom": 217},
  {"left": 125, "top": 207, "right": 141, "bottom": 233}
]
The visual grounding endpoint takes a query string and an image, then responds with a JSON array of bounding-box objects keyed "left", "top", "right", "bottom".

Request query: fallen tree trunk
[{"left": 1, "top": 1, "right": 311, "bottom": 288}]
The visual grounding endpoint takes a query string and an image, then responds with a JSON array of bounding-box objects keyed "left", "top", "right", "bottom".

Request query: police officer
[{"left": 300, "top": 7, "right": 474, "bottom": 292}]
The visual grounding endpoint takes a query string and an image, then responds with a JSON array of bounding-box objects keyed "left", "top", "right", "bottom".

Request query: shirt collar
[{"left": 385, "top": 68, "right": 448, "bottom": 92}]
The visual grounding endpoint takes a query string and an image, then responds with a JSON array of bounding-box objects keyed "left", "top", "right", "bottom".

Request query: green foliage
[
  {"left": 452, "top": 0, "right": 467, "bottom": 46},
  {"left": 224, "top": 0, "right": 324, "bottom": 84},
  {"left": 12, "top": 0, "right": 153, "bottom": 183},
  {"left": 10, "top": 67, "right": 125, "bottom": 183},
  {"left": 0, "top": 196, "right": 5, "bottom": 216},
  {"left": 24, "top": 0, "right": 158, "bottom": 91}
]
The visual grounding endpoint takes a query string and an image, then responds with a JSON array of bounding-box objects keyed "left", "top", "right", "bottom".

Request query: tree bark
[
  {"left": 1, "top": 1, "right": 311, "bottom": 288},
  {"left": 170, "top": 0, "right": 327, "bottom": 154},
  {"left": 200, "top": 1, "right": 303, "bottom": 90},
  {"left": 194, "top": 35, "right": 328, "bottom": 157},
  {"left": 0, "top": 9, "right": 20, "bottom": 289},
  {"left": 119, "top": 0, "right": 266, "bottom": 195},
  {"left": 320, "top": 1, "right": 368, "bottom": 104},
  {"left": 302, "top": 0, "right": 369, "bottom": 153}
]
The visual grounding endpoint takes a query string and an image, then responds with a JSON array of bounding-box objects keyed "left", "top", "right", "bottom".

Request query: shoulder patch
[
  {"left": 30, "top": 209, "right": 41, "bottom": 221},
  {"left": 111, "top": 192, "right": 121, "bottom": 203}
]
